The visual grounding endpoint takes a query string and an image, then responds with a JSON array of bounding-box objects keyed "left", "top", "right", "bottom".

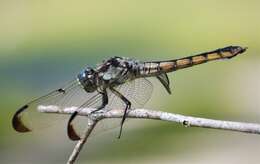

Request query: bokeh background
[{"left": 1, "top": 0, "right": 260, "bottom": 163}]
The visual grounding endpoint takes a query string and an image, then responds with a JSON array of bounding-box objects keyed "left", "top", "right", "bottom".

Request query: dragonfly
[{"left": 12, "top": 46, "right": 247, "bottom": 140}]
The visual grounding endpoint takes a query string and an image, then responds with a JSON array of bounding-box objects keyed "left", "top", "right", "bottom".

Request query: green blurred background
[{"left": 1, "top": 0, "right": 260, "bottom": 163}]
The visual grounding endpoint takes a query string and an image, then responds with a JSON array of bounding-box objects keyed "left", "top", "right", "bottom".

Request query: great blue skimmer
[{"left": 12, "top": 46, "right": 247, "bottom": 140}]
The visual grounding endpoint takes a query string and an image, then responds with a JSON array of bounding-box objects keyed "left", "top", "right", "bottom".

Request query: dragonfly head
[{"left": 77, "top": 67, "right": 97, "bottom": 92}]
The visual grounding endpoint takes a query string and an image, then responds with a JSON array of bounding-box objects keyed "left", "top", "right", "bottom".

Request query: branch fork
[{"left": 38, "top": 105, "right": 260, "bottom": 164}]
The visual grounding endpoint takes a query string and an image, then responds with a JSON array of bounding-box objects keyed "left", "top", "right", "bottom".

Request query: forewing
[{"left": 12, "top": 80, "right": 99, "bottom": 133}]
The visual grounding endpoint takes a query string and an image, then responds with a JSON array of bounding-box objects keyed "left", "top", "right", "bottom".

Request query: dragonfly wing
[
  {"left": 90, "top": 78, "right": 154, "bottom": 137},
  {"left": 13, "top": 77, "right": 153, "bottom": 139},
  {"left": 66, "top": 91, "right": 104, "bottom": 140},
  {"left": 105, "top": 77, "right": 153, "bottom": 110},
  {"left": 126, "top": 77, "right": 154, "bottom": 108},
  {"left": 12, "top": 80, "right": 99, "bottom": 133}
]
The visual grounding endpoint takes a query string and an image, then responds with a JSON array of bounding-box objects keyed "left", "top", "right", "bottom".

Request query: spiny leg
[
  {"left": 109, "top": 87, "right": 131, "bottom": 139},
  {"left": 91, "top": 89, "right": 108, "bottom": 113},
  {"left": 67, "top": 90, "right": 108, "bottom": 141}
]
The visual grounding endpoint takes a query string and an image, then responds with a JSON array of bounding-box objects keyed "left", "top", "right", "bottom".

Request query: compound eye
[{"left": 79, "top": 70, "right": 86, "bottom": 78}]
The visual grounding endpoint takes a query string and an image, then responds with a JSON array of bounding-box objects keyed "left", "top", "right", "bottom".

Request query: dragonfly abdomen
[{"left": 139, "top": 46, "right": 247, "bottom": 76}]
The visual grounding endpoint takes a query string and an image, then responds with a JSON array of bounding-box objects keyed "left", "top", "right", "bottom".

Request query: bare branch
[
  {"left": 67, "top": 119, "right": 97, "bottom": 164},
  {"left": 38, "top": 105, "right": 260, "bottom": 164},
  {"left": 38, "top": 105, "right": 260, "bottom": 135}
]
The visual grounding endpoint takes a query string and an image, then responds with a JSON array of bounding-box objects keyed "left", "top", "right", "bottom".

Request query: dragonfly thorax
[{"left": 77, "top": 67, "right": 97, "bottom": 92}]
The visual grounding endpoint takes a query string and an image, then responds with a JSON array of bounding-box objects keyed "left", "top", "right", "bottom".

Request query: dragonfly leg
[
  {"left": 67, "top": 90, "right": 108, "bottom": 141},
  {"left": 109, "top": 87, "right": 131, "bottom": 139},
  {"left": 91, "top": 90, "right": 108, "bottom": 113}
]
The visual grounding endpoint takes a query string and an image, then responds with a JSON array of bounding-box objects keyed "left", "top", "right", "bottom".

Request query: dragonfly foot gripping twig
[{"left": 38, "top": 106, "right": 260, "bottom": 164}]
